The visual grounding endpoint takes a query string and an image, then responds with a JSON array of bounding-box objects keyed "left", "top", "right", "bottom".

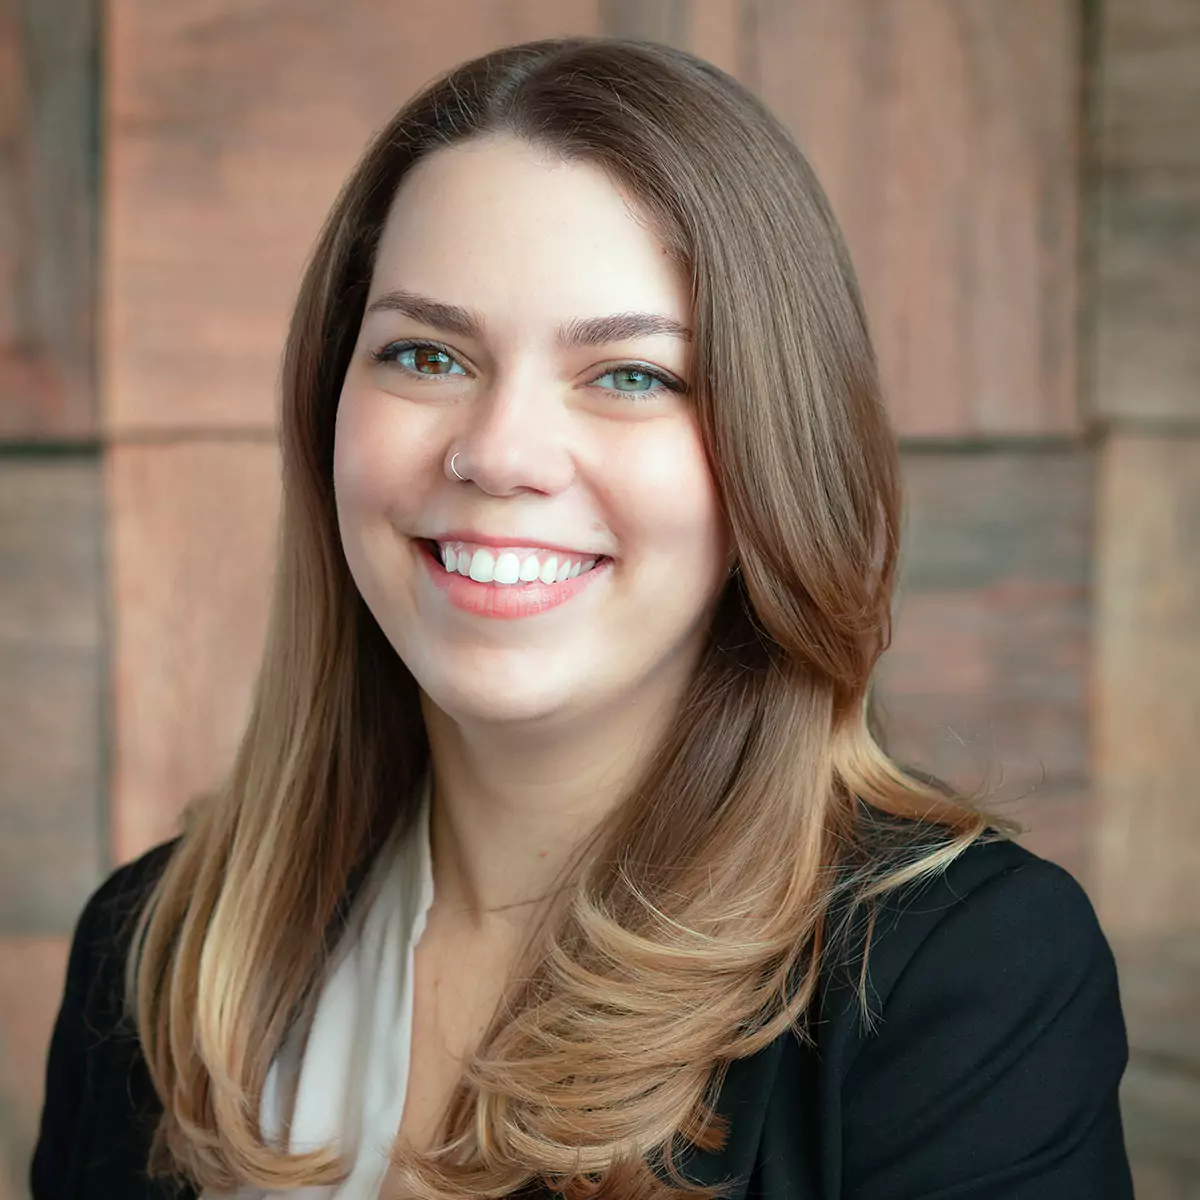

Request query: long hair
[{"left": 129, "top": 36, "right": 1020, "bottom": 1200}]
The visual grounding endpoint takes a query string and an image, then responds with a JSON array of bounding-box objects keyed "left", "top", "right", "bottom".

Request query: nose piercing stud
[{"left": 450, "top": 453, "right": 465, "bottom": 481}]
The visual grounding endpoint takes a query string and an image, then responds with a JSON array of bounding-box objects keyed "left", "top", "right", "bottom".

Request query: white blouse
[{"left": 207, "top": 774, "right": 436, "bottom": 1198}]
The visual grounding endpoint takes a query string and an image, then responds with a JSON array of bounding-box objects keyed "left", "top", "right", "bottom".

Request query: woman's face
[{"left": 334, "top": 134, "right": 732, "bottom": 730}]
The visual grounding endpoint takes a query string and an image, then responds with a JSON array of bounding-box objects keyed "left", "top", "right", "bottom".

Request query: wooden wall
[
  {"left": 1, "top": 2, "right": 1196, "bottom": 1196},
  {"left": 1089, "top": 1, "right": 1200, "bottom": 1192}
]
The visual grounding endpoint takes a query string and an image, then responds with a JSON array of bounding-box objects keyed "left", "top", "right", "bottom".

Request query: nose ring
[{"left": 450, "top": 452, "right": 466, "bottom": 481}]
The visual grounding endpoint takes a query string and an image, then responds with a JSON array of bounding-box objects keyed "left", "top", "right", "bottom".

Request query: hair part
[{"left": 129, "top": 35, "right": 1019, "bottom": 1200}]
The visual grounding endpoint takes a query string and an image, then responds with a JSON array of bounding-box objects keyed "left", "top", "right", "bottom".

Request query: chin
[
  {"left": 404, "top": 629, "right": 597, "bottom": 716},
  {"left": 424, "top": 676, "right": 589, "bottom": 729}
]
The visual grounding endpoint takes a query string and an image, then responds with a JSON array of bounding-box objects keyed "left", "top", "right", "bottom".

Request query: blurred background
[{"left": 1, "top": 1, "right": 1197, "bottom": 1197}]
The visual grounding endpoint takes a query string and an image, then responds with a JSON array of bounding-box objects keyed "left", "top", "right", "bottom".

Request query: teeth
[
  {"left": 468, "top": 548, "right": 495, "bottom": 582},
  {"left": 434, "top": 542, "right": 601, "bottom": 587},
  {"left": 492, "top": 551, "right": 521, "bottom": 585}
]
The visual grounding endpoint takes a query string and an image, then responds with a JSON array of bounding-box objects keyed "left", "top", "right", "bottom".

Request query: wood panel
[
  {"left": 105, "top": 0, "right": 600, "bottom": 435},
  {"left": 0, "top": 461, "right": 103, "bottom": 934},
  {"left": 108, "top": 441, "right": 281, "bottom": 862},
  {"left": 753, "top": 0, "right": 1080, "bottom": 438},
  {"left": 1093, "top": 170, "right": 1200, "bottom": 424},
  {"left": 1094, "top": 435, "right": 1200, "bottom": 935},
  {"left": 1092, "top": 0, "right": 1200, "bottom": 424},
  {"left": 0, "top": 937, "right": 68, "bottom": 1200},
  {"left": 1090, "top": 1, "right": 1200, "bottom": 1186},
  {"left": 875, "top": 449, "right": 1094, "bottom": 883},
  {"left": 0, "top": 0, "right": 97, "bottom": 438},
  {"left": 1116, "top": 934, "right": 1200, "bottom": 1197},
  {"left": 599, "top": 0, "right": 746, "bottom": 94},
  {"left": 1098, "top": 0, "right": 1200, "bottom": 173}
]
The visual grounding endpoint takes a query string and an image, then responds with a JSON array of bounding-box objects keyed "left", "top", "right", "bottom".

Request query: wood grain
[
  {"left": 874, "top": 449, "right": 1094, "bottom": 882},
  {"left": 1116, "top": 933, "right": 1200, "bottom": 1195},
  {"left": 1093, "top": 170, "right": 1200, "bottom": 423},
  {"left": 877, "top": 449, "right": 1092, "bottom": 776},
  {"left": 0, "top": 0, "right": 98, "bottom": 438},
  {"left": 0, "top": 936, "right": 68, "bottom": 1200},
  {"left": 599, "top": 0, "right": 746, "bottom": 85},
  {"left": 1098, "top": 0, "right": 1200, "bottom": 174},
  {"left": 1093, "top": 434, "right": 1200, "bottom": 935},
  {"left": 753, "top": 0, "right": 1080, "bottom": 437},
  {"left": 1092, "top": 0, "right": 1200, "bottom": 424},
  {"left": 0, "top": 461, "right": 104, "bottom": 935},
  {"left": 108, "top": 441, "right": 281, "bottom": 862},
  {"left": 105, "top": 0, "right": 601, "bottom": 434}
]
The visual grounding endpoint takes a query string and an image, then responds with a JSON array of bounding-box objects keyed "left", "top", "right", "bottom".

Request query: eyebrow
[{"left": 364, "top": 288, "right": 692, "bottom": 346}]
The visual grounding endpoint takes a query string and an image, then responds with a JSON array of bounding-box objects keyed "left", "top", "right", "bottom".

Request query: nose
[{"left": 450, "top": 368, "right": 575, "bottom": 497}]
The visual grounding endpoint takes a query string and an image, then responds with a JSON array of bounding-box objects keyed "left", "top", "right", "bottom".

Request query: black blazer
[{"left": 31, "top": 831, "right": 1134, "bottom": 1199}]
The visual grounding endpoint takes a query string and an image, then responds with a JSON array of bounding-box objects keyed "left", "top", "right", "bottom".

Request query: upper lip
[{"left": 426, "top": 529, "right": 609, "bottom": 558}]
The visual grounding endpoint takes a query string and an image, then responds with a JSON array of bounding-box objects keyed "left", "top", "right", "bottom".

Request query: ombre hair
[{"left": 129, "top": 36, "right": 1019, "bottom": 1200}]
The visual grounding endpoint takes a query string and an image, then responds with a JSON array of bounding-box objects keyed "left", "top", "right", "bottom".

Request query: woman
[{"left": 31, "top": 36, "right": 1133, "bottom": 1200}]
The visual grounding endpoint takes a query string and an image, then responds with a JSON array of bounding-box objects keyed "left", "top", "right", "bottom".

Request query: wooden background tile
[
  {"left": 0, "top": 938, "right": 68, "bottom": 1200},
  {"left": 1097, "top": 0, "right": 1200, "bottom": 173},
  {"left": 1093, "top": 169, "right": 1200, "bottom": 423},
  {"left": 875, "top": 449, "right": 1094, "bottom": 882},
  {"left": 1094, "top": 435, "right": 1200, "bottom": 935},
  {"left": 105, "top": 0, "right": 601, "bottom": 434},
  {"left": 108, "top": 441, "right": 281, "bottom": 861},
  {"left": 1092, "top": 0, "right": 1200, "bottom": 424},
  {"left": 1089, "top": 0, "right": 1200, "bottom": 1188},
  {"left": 1116, "top": 932, "right": 1200, "bottom": 1194},
  {"left": 0, "top": 461, "right": 103, "bottom": 934},
  {"left": 0, "top": 0, "right": 98, "bottom": 439},
  {"left": 753, "top": 0, "right": 1080, "bottom": 438}
]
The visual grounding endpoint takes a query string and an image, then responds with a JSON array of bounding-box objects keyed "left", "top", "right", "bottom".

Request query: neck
[{"left": 419, "top": 667, "right": 692, "bottom": 942}]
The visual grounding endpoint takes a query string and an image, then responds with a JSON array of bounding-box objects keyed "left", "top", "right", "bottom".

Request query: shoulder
[
  {"left": 810, "top": 831, "right": 1132, "bottom": 1196},
  {"left": 821, "top": 830, "right": 1120, "bottom": 1047},
  {"left": 877, "top": 832, "right": 1109, "bottom": 1004},
  {"left": 66, "top": 838, "right": 182, "bottom": 1019},
  {"left": 848, "top": 833, "right": 1103, "bottom": 981},
  {"left": 78, "top": 838, "right": 180, "bottom": 945},
  {"left": 30, "top": 838, "right": 185, "bottom": 1198}
]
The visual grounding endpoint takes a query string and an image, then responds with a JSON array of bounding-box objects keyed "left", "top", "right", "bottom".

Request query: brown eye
[
  {"left": 372, "top": 341, "right": 468, "bottom": 377},
  {"left": 413, "top": 347, "right": 455, "bottom": 374}
]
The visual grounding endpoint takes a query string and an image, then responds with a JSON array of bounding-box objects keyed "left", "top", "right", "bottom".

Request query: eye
[
  {"left": 371, "top": 340, "right": 469, "bottom": 377},
  {"left": 590, "top": 364, "right": 684, "bottom": 400}
]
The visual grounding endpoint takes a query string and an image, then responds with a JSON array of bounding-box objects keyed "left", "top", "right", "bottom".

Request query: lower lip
[{"left": 417, "top": 541, "right": 611, "bottom": 619}]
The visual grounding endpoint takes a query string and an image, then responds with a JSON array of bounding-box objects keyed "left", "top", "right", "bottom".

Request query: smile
[
  {"left": 435, "top": 540, "right": 601, "bottom": 585},
  {"left": 417, "top": 539, "right": 611, "bottom": 619}
]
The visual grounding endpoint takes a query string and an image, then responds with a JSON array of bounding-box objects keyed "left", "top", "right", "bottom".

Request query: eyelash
[{"left": 368, "top": 338, "right": 687, "bottom": 400}]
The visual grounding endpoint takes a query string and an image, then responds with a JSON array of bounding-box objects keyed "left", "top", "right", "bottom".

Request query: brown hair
[{"left": 129, "top": 36, "right": 1017, "bottom": 1200}]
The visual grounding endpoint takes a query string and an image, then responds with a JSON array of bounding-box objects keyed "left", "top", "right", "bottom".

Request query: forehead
[{"left": 368, "top": 135, "right": 690, "bottom": 329}]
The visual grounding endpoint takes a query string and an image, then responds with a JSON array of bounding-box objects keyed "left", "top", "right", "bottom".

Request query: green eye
[
  {"left": 593, "top": 365, "right": 680, "bottom": 399},
  {"left": 607, "top": 368, "right": 654, "bottom": 392}
]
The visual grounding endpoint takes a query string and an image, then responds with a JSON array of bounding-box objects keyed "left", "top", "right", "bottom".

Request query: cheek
[
  {"left": 614, "top": 422, "right": 728, "bottom": 571},
  {"left": 333, "top": 382, "right": 426, "bottom": 521},
  {"left": 333, "top": 385, "right": 381, "bottom": 511}
]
